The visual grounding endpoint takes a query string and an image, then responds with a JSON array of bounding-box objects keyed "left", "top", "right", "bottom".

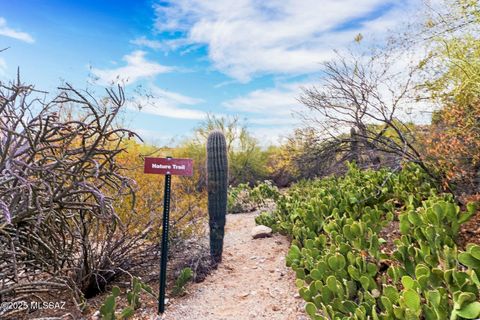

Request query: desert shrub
[
  {"left": 264, "top": 145, "right": 298, "bottom": 187},
  {"left": 249, "top": 180, "right": 280, "bottom": 203},
  {"left": 419, "top": 0, "right": 480, "bottom": 195},
  {"left": 227, "top": 183, "right": 256, "bottom": 213},
  {"left": 0, "top": 79, "right": 153, "bottom": 311},
  {"left": 272, "top": 128, "right": 324, "bottom": 182},
  {"left": 114, "top": 140, "right": 207, "bottom": 240},
  {"left": 227, "top": 181, "right": 279, "bottom": 213},
  {"left": 175, "top": 139, "right": 208, "bottom": 191},
  {"left": 171, "top": 267, "right": 193, "bottom": 297},
  {"left": 424, "top": 103, "right": 480, "bottom": 194},
  {"left": 229, "top": 141, "right": 269, "bottom": 186},
  {"left": 261, "top": 163, "right": 480, "bottom": 319}
]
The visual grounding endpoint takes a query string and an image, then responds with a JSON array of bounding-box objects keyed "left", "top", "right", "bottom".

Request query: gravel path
[{"left": 162, "top": 212, "right": 308, "bottom": 320}]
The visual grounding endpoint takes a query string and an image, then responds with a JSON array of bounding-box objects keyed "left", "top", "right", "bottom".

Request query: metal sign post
[
  {"left": 159, "top": 172, "right": 171, "bottom": 314},
  {"left": 143, "top": 157, "right": 193, "bottom": 315}
]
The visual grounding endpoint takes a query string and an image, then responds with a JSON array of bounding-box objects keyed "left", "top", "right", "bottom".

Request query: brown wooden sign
[{"left": 144, "top": 157, "right": 193, "bottom": 176}]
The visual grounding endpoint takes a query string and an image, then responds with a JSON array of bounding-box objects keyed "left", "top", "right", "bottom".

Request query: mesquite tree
[
  {"left": 298, "top": 49, "right": 432, "bottom": 177},
  {"left": 0, "top": 76, "right": 152, "bottom": 307}
]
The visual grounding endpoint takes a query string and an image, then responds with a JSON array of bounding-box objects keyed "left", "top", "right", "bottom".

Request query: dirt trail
[{"left": 162, "top": 212, "right": 308, "bottom": 320}]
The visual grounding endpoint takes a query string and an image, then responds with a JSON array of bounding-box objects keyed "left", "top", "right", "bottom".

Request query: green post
[{"left": 158, "top": 160, "right": 172, "bottom": 314}]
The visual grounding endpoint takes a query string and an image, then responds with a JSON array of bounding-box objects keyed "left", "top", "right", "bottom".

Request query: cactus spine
[{"left": 206, "top": 130, "right": 228, "bottom": 265}]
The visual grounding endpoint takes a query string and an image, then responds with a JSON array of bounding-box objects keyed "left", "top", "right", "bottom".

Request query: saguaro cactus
[
  {"left": 350, "top": 127, "right": 359, "bottom": 164},
  {"left": 206, "top": 130, "right": 228, "bottom": 265}
]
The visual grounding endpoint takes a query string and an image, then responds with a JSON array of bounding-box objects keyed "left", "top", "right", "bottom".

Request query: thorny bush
[{"left": 0, "top": 76, "right": 156, "bottom": 313}]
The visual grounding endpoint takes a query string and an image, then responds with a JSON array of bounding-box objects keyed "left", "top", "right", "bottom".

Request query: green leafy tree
[{"left": 420, "top": 0, "right": 480, "bottom": 194}]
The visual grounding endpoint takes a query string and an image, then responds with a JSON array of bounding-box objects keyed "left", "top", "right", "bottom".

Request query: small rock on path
[{"left": 251, "top": 225, "right": 273, "bottom": 239}]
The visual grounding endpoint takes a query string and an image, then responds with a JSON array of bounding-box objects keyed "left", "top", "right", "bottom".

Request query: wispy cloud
[
  {"left": 151, "top": 0, "right": 414, "bottom": 82},
  {"left": 0, "top": 17, "right": 34, "bottom": 43},
  {"left": 251, "top": 126, "right": 293, "bottom": 146},
  {"left": 223, "top": 81, "right": 310, "bottom": 123},
  {"left": 129, "top": 85, "right": 206, "bottom": 120},
  {"left": 130, "top": 36, "right": 187, "bottom": 51},
  {"left": 91, "top": 50, "right": 174, "bottom": 85},
  {"left": 222, "top": 81, "right": 309, "bottom": 144},
  {"left": 130, "top": 37, "right": 165, "bottom": 50}
]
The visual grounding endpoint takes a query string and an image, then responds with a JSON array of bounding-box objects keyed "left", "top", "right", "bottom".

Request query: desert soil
[{"left": 160, "top": 212, "right": 308, "bottom": 320}]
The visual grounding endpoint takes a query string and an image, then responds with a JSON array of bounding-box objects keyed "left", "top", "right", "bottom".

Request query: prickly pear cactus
[{"left": 206, "top": 130, "right": 228, "bottom": 265}]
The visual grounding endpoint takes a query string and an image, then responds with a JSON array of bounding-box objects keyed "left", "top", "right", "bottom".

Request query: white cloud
[
  {"left": 224, "top": 86, "right": 297, "bottom": 115},
  {"left": 151, "top": 0, "right": 417, "bottom": 82},
  {"left": 222, "top": 82, "right": 309, "bottom": 143},
  {"left": 131, "top": 37, "right": 165, "bottom": 50},
  {"left": 223, "top": 81, "right": 311, "bottom": 122},
  {"left": 0, "top": 18, "right": 34, "bottom": 43},
  {"left": 131, "top": 36, "right": 188, "bottom": 51},
  {"left": 129, "top": 85, "right": 206, "bottom": 120},
  {"left": 251, "top": 126, "right": 293, "bottom": 146},
  {"left": 91, "top": 50, "right": 173, "bottom": 85}
]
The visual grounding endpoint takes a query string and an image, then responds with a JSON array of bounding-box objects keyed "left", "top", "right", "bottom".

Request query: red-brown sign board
[{"left": 144, "top": 157, "right": 193, "bottom": 176}]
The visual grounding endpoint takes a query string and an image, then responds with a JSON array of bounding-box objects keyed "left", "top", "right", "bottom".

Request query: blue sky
[{"left": 0, "top": 0, "right": 422, "bottom": 146}]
